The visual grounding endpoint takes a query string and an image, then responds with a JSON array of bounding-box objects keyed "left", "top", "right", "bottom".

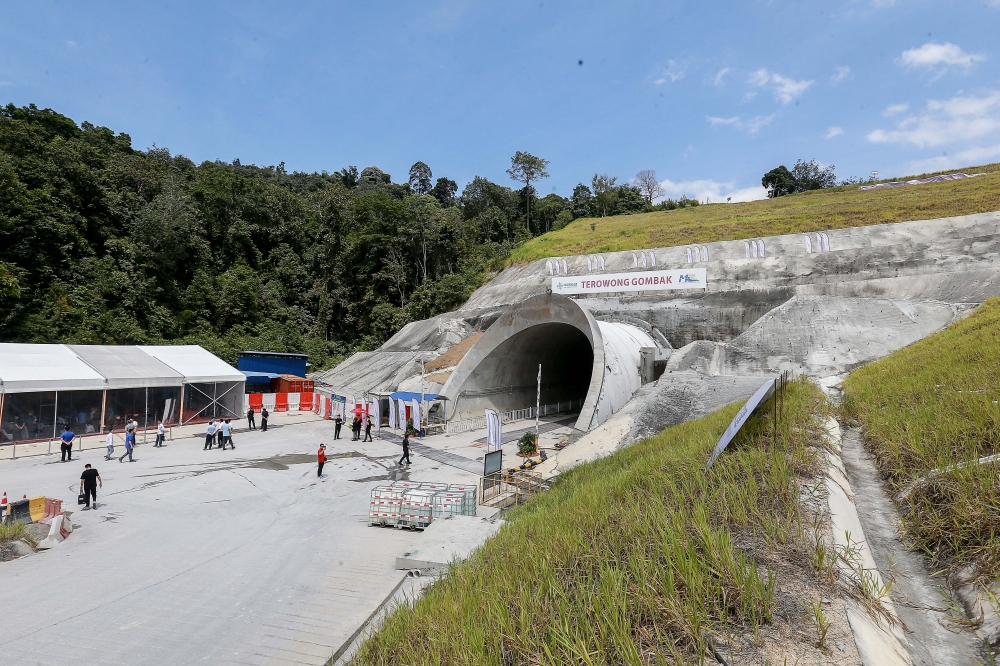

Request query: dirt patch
[{"left": 424, "top": 333, "right": 483, "bottom": 372}]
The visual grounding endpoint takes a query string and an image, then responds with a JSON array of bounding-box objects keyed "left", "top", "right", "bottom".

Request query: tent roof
[
  {"left": 389, "top": 391, "right": 445, "bottom": 402},
  {"left": 69, "top": 345, "right": 184, "bottom": 389},
  {"left": 138, "top": 346, "right": 245, "bottom": 384},
  {"left": 0, "top": 344, "right": 107, "bottom": 393}
]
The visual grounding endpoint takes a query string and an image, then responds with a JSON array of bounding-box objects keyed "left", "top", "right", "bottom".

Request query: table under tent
[{"left": 0, "top": 344, "right": 245, "bottom": 444}]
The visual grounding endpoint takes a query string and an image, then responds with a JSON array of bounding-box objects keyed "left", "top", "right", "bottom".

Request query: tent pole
[
  {"left": 100, "top": 389, "right": 107, "bottom": 434},
  {"left": 143, "top": 387, "right": 148, "bottom": 445},
  {"left": 179, "top": 385, "right": 185, "bottom": 425}
]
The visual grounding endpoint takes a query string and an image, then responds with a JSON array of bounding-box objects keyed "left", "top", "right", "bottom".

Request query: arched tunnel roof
[{"left": 440, "top": 293, "right": 655, "bottom": 431}]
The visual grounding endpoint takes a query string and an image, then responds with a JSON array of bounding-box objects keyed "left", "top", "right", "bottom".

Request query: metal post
[
  {"left": 773, "top": 378, "right": 778, "bottom": 443},
  {"left": 100, "top": 389, "right": 107, "bottom": 435},
  {"left": 421, "top": 355, "right": 425, "bottom": 434},
  {"left": 535, "top": 364, "right": 541, "bottom": 439},
  {"left": 143, "top": 387, "right": 148, "bottom": 445},
  {"left": 53, "top": 391, "right": 59, "bottom": 441},
  {"left": 179, "top": 385, "right": 185, "bottom": 425}
]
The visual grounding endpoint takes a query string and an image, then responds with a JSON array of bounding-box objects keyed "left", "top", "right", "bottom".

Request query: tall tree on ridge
[
  {"left": 634, "top": 169, "right": 663, "bottom": 205},
  {"left": 408, "top": 161, "right": 433, "bottom": 194},
  {"left": 506, "top": 151, "right": 549, "bottom": 232}
]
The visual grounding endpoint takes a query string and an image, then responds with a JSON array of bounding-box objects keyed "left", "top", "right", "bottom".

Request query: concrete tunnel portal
[{"left": 441, "top": 293, "right": 659, "bottom": 431}]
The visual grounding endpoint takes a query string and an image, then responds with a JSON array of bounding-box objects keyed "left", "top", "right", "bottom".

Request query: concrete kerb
[{"left": 823, "top": 416, "right": 913, "bottom": 666}]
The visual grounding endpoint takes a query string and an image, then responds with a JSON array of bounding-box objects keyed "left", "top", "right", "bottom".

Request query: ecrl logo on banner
[
  {"left": 552, "top": 268, "right": 707, "bottom": 295},
  {"left": 485, "top": 409, "right": 502, "bottom": 453}
]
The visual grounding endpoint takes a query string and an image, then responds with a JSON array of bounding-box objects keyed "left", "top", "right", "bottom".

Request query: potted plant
[{"left": 517, "top": 432, "right": 538, "bottom": 457}]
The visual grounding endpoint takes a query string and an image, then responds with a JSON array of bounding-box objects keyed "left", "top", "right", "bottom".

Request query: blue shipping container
[{"left": 237, "top": 351, "right": 308, "bottom": 377}]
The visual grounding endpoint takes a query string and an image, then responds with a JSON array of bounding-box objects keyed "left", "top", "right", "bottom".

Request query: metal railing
[
  {"left": 478, "top": 470, "right": 548, "bottom": 509},
  {"left": 445, "top": 399, "right": 582, "bottom": 435}
]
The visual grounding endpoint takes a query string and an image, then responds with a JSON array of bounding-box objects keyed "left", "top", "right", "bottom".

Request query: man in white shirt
[
  {"left": 220, "top": 419, "right": 233, "bottom": 450},
  {"left": 204, "top": 421, "right": 217, "bottom": 450},
  {"left": 154, "top": 420, "right": 165, "bottom": 447},
  {"left": 104, "top": 431, "right": 115, "bottom": 460}
]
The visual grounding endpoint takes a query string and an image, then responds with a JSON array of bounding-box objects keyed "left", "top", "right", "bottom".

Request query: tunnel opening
[{"left": 450, "top": 323, "right": 594, "bottom": 419}]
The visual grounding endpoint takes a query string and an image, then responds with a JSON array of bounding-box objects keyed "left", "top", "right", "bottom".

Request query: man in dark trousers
[
  {"left": 119, "top": 429, "right": 135, "bottom": 462},
  {"left": 363, "top": 416, "right": 373, "bottom": 442},
  {"left": 79, "top": 463, "right": 102, "bottom": 509},
  {"left": 317, "top": 443, "right": 326, "bottom": 478},
  {"left": 261, "top": 407, "right": 269, "bottom": 431},
  {"left": 333, "top": 414, "right": 342, "bottom": 440},
  {"left": 247, "top": 407, "right": 256, "bottom": 430},
  {"left": 60, "top": 427, "right": 75, "bottom": 462},
  {"left": 398, "top": 432, "right": 411, "bottom": 466}
]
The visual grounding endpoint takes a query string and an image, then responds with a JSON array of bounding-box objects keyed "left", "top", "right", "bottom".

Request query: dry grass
[
  {"left": 425, "top": 333, "right": 483, "bottom": 372},
  {"left": 348, "top": 380, "right": 847, "bottom": 665},
  {"left": 509, "top": 163, "right": 1000, "bottom": 263},
  {"left": 841, "top": 298, "right": 1000, "bottom": 577}
]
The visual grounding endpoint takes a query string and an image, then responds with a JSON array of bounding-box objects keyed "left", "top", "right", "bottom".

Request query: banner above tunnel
[{"left": 551, "top": 268, "right": 707, "bottom": 295}]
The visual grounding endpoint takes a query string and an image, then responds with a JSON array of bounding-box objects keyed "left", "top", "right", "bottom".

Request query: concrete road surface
[{"left": 0, "top": 415, "right": 481, "bottom": 665}]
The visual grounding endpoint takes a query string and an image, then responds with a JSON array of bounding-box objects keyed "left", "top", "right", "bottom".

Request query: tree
[
  {"left": 762, "top": 166, "right": 796, "bottom": 198},
  {"left": 791, "top": 159, "right": 836, "bottom": 191},
  {"left": 408, "top": 161, "right": 433, "bottom": 194},
  {"left": 430, "top": 177, "right": 458, "bottom": 207},
  {"left": 571, "top": 183, "right": 593, "bottom": 218},
  {"left": 506, "top": 151, "right": 549, "bottom": 231},
  {"left": 633, "top": 169, "right": 663, "bottom": 205},
  {"left": 591, "top": 174, "right": 618, "bottom": 217}
]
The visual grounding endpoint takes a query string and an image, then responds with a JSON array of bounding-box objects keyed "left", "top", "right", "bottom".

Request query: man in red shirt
[{"left": 317, "top": 444, "right": 326, "bottom": 478}]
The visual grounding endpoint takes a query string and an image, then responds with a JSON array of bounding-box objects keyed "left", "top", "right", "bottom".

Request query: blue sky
[{"left": 2, "top": 1, "right": 998, "bottom": 202}]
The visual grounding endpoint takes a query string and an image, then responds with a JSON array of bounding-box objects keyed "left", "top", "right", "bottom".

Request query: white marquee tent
[{"left": 0, "top": 344, "right": 245, "bottom": 443}]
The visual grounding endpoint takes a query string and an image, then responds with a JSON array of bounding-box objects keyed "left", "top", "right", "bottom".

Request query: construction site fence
[
  {"left": 245, "top": 392, "right": 316, "bottom": 413},
  {"left": 445, "top": 398, "right": 582, "bottom": 435}
]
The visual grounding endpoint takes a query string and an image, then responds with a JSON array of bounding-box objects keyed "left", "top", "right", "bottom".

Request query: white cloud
[
  {"left": 867, "top": 90, "right": 1000, "bottom": 148},
  {"left": 900, "top": 42, "right": 983, "bottom": 69},
  {"left": 706, "top": 113, "right": 775, "bottom": 134},
  {"left": 905, "top": 143, "right": 1000, "bottom": 172},
  {"left": 654, "top": 60, "right": 685, "bottom": 85},
  {"left": 659, "top": 178, "right": 768, "bottom": 204},
  {"left": 883, "top": 103, "right": 909, "bottom": 116},
  {"left": 825, "top": 126, "right": 844, "bottom": 139},
  {"left": 66, "top": 40, "right": 77, "bottom": 48},
  {"left": 713, "top": 67, "right": 730, "bottom": 87},
  {"left": 749, "top": 68, "right": 814, "bottom": 104},
  {"left": 831, "top": 66, "right": 850, "bottom": 82}
]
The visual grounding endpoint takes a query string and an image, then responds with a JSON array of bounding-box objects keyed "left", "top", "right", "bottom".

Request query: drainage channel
[{"left": 839, "top": 425, "right": 982, "bottom": 666}]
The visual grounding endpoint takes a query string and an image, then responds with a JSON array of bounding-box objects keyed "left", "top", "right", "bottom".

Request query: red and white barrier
[{"left": 37, "top": 512, "right": 73, "bottom": 550}]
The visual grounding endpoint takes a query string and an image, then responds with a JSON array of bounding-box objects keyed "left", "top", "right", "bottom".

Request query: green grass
[
  {"left": 0, "top": 520, "right": 27, "bottom": 542},
  {"left": 841, "top": 298, "right": 1000, "bottom": 577},
  {"left": 509, "top": 163, "right": 1000, "bottom": 263},
  {"left": 349, "top": 380, "right": 827, "bottom": 665}
]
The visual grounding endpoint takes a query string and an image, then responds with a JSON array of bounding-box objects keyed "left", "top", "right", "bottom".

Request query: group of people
[
  {"left": 204, "top": 419, "right": 236, "bottom": 450},
  {"left": 246, "top": 406, "right": 269, "bottom": 431},
  {"left": 332, "top": 414, "right": 372, "bottom": 441}
]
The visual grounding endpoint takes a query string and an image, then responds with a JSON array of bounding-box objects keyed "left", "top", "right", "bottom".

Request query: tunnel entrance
[{"left": 450, "top": 323, "right": 594, "bottom": 417}]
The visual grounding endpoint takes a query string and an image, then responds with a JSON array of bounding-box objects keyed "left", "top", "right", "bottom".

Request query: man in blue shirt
[
  {"left": 60, "top": 427, "right": 75, "bottom": 462},
  {"left": 204, "top": 421, "right": 217, "bottom": 450},
  {"left": 220, "top": 419, "right": 233, "bottom": 450},
  {"left": 118, "top": 429, "right": 135, "bottom": 463}
]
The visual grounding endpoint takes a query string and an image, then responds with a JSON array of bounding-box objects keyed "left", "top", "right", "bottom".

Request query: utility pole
[
  {"left": 421, "top": 355, "right": 426, "bottom": 433},
  {"left": 535, "top": 364, "right": 541, "bottom": 441}
]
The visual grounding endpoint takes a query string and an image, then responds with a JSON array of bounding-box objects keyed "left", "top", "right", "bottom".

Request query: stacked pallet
[{"left": 369, "top": 480, "right": 478, "bottom": 528}]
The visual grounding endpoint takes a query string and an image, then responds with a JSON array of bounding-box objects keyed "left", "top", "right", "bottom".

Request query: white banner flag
[
  {"left": 372, "top": 400, "right": 380, "bottom": 429},
  {"left": 398, "top": 399, "right": 407, "bottom": 429},
  {"left": 551, "top": 267, "right": 707, "bottom": 295},
  {"left": 485, "top": 409, "right": 502, "bottom": 453},
  {"left": 388, "top": 398, "right": 397, "bottom": 429},
  {"left": 411, "top": 399, "right": 420, "bottom": 430}
]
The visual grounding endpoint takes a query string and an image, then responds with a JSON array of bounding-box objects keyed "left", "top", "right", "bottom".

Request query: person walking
[
  {"left": 334, "top": 414, "right": 342, "bottom": 440},
  {"left": 204, "top": 421, "right": 217, "bottom": 450},
  {"left": 352, "top": 416, "right": 361, "bottom": 441},
  {"left": 79, "top": 463, "right": 102, "bottom": 509},
  {"left": 317, "top": 443, "right": 326, "bottom": 478},
  {"left": 104, "top": 430, "right": 115, "bottom": 460},
  {"left": 261, "top": 407, "right": 269, "bottom": 432},
  {"left": 154, "top": 420, "right": 165, "bottom": 447},
  {"left": 398, "top": 432, "right": 411, "bottom": 466},
  {"left": 60, "top": 427, "right": 75, "bottom": 462},
  {"left": 119, "top": 429, "right": 135, "bottom": 463},
  {"left": 247, "top": 407, "right": 256, "bottom": 430},
  {"left": 363, "top": 416, "right": 373, "bottom": 442},
  {"left": 220, "top": 419, "right": 233, "bottom": 450}
]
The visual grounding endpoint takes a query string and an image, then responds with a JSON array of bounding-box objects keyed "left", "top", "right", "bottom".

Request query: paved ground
[{"left": 0, "top": 413, "right": 505, "bottom": 666}]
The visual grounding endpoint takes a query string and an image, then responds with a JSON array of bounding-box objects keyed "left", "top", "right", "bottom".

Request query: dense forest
[{"left": 0, "top": 104, "right": 675, "bottom": 369}]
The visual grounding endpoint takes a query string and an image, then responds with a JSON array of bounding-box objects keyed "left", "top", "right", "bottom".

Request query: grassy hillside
[
  {"left": 841, "top": 298, "right": 1000, "bottom": 578},
  {"left": 510, "top": 163, "right": 1000, "bottom": 263},
  {"left": 349, "top": 380, "right": 844, "bottom": 665}
]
